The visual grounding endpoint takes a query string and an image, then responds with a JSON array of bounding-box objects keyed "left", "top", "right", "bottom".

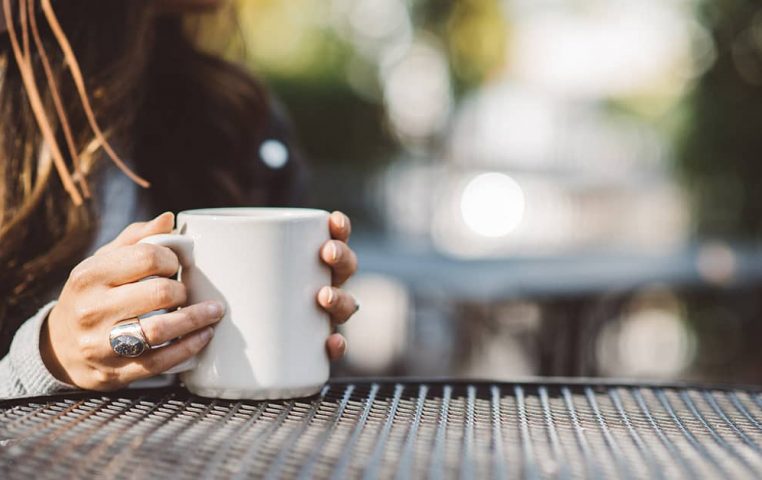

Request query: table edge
[{"left": 1, "top": 376, "right": 759, "bottom": 408}]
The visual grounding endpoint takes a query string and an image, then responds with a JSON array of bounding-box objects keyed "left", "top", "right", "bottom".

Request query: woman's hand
[
  {"left": 41, "top": 212, "right": 224, "bottom": 390},
  {"left": 318, "top": 211, "right": 359, "bottom": 360},
  {"left": 40, "top": 210, "right": 358, "bottom": 391}
]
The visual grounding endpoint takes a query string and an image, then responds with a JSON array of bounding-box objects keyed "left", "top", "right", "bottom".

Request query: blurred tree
[
  {"left": 678, "top": 1, "right": 762, "bottom": 239},
  {"left": 446, "top": 0, "right": 507, "bottom": 92},
  {"left": 677, "top": 1, "right": 762, "bottom": 384},
  {"left": 416, "top": 0, "right": 507, "bottom": 94},
  {"left": 201, "top": 0, "right": 398, "bottom": 168},
  {"left": 192, "top": 0, "right": 396, "bottom": 224}
]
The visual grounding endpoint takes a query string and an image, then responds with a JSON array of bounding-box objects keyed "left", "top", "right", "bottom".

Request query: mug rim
[{"left": 177, "top": 207, "right": 329, "bottom": 222}]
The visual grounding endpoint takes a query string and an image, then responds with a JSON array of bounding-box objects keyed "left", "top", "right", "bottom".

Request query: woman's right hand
[{"left": 41, "top": 212, "right": 225, "bottom": 391}]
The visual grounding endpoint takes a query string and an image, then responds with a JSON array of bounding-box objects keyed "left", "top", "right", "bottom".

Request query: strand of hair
[
  {"left": 40, "top": 0, "right": 150, "bottom": 188},
  {"left": 0, "top": 144, "right": 54, "bottom": 239},
  {"left": 20, "top": 0, "right": 29, "bottom": 57},
  {"left": 27, "top": 0, "right": 90, "bottom": 197},
  {"left": 2, "top": 0, "right": 83, "bottom": 205}
]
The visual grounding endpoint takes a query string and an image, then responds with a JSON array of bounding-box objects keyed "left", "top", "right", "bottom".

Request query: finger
[
  {"left": 320, "top": 240, "right": 358, "bottom": 286},
  {"left": 318, "top": 287, "right": 358, "bottom": 325},
  {"left": 119, "top": 326, "right": 215, "bottom": 382},
  {"left": 75, "top": 243, "right": 180, "bottom": 287},
  {"left": 326, "top": 333, "right": 347, "bottom": 361},
  {"left": 105, "top": 277, "right": 187, "bottom": 320},
  {"left": 140, "top": 301, "right": 224, "bottom": 346},
  {"left": 329, "top": 211, "right": 351, "bottom": 242},
  {"left": 67, "top": 243, "right": 179, "bottom": 290},
  {"left": 96, "top": 212, "right": 174, "bottom": 256}
]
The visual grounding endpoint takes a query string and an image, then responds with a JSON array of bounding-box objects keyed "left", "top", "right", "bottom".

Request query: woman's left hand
[{"left": 318, "top": 211, "right": 359, "bottom": 360}]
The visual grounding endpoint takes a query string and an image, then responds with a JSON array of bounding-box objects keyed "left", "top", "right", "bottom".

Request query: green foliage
[
  {"left": 677, "top": 0, "right": 762, "bottom": 239},
  {"left": 415, "top": 0, "right": 507, "bottom": 95},
  {"left": 267, "top": 77, "right": 396, "bottom": 166}
]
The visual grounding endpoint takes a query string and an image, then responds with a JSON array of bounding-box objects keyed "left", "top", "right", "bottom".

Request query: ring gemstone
[{"left": 111, "top": 334, "right": 147, "bottom": 358}]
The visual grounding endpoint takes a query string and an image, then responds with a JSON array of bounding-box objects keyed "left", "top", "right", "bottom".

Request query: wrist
[{"left": 40, "top": 307, "right": 75, "bottom": 385}]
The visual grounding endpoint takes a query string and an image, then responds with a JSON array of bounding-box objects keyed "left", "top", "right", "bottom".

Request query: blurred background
[{"left": 200, "top": 0, "right": 762, "bottom": 384}]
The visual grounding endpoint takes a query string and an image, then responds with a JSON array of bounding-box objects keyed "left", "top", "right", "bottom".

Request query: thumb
[{"left": 95, "top": 212, "right": 174, "bottom": 255}]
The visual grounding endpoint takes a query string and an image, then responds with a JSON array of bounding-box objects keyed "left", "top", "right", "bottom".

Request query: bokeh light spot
[
  {"left": 259, "top": 139, "right": 289, "bottom": 169},
  {"left": 460, "top": 172, "right": 525, "bottom": 238}
]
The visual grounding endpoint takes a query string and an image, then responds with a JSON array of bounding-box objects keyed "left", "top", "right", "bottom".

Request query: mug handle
[
  {"left": 139, "top": 233, "right": 197, "bottom": 374},
  {"left": 139, "top": 233, "right": 194, "bottom": 269}
]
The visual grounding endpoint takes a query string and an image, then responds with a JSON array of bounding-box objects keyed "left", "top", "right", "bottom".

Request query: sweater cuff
[{"left": 9, "top": 301, "right": 77, "bottom": 395}]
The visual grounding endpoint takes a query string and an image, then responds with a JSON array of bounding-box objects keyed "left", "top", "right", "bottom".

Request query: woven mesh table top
[{"left": 1, "top": 380, "right": 761, "bottom": 479}]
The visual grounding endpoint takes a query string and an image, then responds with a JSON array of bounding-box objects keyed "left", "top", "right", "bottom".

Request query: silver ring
[{"left": 109, "top": 319, "right": 150, "bottom": 358}]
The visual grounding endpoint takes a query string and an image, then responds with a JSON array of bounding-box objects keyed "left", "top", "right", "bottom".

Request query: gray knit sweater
[{"left": 0, "top": 301, "right": 74, "bottom": 397}]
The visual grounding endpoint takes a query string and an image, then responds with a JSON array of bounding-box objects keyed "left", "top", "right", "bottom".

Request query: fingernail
[
  {"left": 326, "top": 241, "right": 339, "bottom": 262},
  {"left": 207, "top": 302, "right": 224, "bottom": 317},
  {"left": 200, "top": 326, "right": 214, "bottom": 342},
  {"left": 319, "top": 286, "right": 335, "bottom": 306},
  {"left": 338, "top": 336, "right": 347, "bottom": 355},
  {"left": 332, "top": 211, "right": 346, "bottom": 230}
]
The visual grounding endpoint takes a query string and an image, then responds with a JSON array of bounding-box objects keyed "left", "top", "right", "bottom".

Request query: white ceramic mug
[{"left": 140, "top": 208, "right": 331, "bottom": 400}]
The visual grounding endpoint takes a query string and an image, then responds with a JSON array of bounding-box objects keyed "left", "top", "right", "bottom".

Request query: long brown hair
[{"left": 0, "top": 1, "right": 282, "bottom": 353}]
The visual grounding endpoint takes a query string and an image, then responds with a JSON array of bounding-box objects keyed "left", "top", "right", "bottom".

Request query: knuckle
[
  {"left": 185, "top": 337, "right": 204, "bottom": 355},
  {"left": 68, "top": 262, "right": 93, "bottom": 289},
  {"left": 153, "top": 281, "right": 173, "bottom": 304},
  {"left": 182, "top": 334, "right": 207, "bottom": 356},
  {"left": 73, "top": 303, "right": 99, "bottom": 326},
  {"left": 134, "top": 244, "right": 162, "bottom": 273},
  {"left": 91, "top": 367, "right": 120, "bottom": 390},
  {"left": 125, "top": 221, "right": 143, "bottom": 232},
  {"left": 141, "top": 355, "right": 164, "bottom": 376},
  {"left": 123, "top": 222, "right": 145, "bottom": 237},
  {"left": 186, "top": 307, "right": 208, "bottom": 328},
  {"left": 152, "top": 280, "right": 184, "bottom": 306},
  {"left": 79, "top": 338, "right": 100, "bottom": 362},
  {"left": 141, "top": 320, "right": 163, "bottom": 344},
  {"left": 177, "top": 310, "right": 197, "bottom": 330}
]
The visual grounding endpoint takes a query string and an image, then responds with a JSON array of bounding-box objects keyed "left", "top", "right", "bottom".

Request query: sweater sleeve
[{"left": 0, "top": 301, "right": 76, "bottom": 398}]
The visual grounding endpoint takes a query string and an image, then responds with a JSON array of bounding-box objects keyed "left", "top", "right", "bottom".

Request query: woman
[{"left": 0, "top": 0, "right": 359, "bottom": 396}]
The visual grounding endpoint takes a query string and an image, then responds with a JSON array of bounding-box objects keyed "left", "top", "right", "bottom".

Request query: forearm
[{"left": 0, "top": 301, "right": 76, "bottom": 398}]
